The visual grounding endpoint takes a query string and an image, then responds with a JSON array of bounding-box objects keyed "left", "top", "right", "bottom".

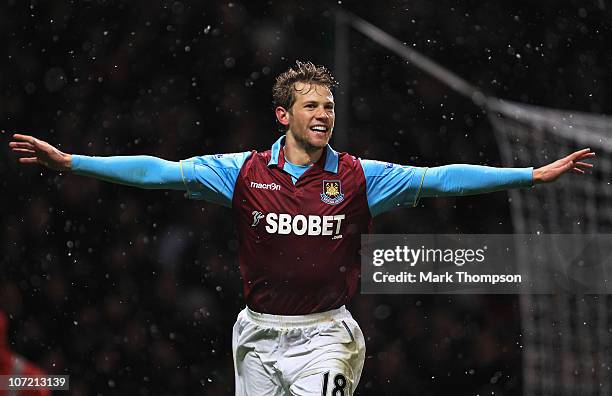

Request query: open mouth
[{"left": 309, "top": 125, "right": 329, "bottom": 133}]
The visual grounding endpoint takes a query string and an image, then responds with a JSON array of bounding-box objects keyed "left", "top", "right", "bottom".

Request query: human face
[{"left": 276, "top": 82, "right": 335, "bottom": 152}]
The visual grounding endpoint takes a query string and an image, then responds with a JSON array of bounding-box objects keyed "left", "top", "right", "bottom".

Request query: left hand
[{"left": 533, "top": 148, "right": 595, "bottom": 184}]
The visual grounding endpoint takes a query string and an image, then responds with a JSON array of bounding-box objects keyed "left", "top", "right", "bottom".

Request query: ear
[{"left": 275, "top": 106, "right": 290, "bottom": 126}]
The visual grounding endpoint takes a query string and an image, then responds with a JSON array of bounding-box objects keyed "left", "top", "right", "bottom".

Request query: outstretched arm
[
  {"left": 10, "top": 133, "right": 253, "bottom": 206},
  {"left": 361, "top": 148, "right": 595, "bottom": 217},
  {"left": 421, "top": 148, "right": 594, "bottom": 197},
  {"left": 9, "top": 134, "right": 185, "bottom": 189}
]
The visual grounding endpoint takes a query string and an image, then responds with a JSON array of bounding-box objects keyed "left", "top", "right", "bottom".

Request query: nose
[{"left": 315, "top": 107, "right": 331, "bottom": 119}]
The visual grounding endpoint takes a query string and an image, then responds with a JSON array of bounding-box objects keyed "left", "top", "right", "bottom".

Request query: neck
[{"left": 283, "top": 132, "right": 324, "bottom": 166}]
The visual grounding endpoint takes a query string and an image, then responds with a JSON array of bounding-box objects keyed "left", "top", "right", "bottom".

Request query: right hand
[{"left": 9, "top": 134, "right": 72, "bottom": 171}]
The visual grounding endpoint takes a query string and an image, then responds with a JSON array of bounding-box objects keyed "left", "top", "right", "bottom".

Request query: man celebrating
[{"left": 9, "top": 61, "right": 594, "bottom": 395}]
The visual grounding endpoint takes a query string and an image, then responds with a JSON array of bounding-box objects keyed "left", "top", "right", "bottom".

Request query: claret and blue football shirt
[{"left": 177, "top": 136, "right": 532, "bottom": 314}]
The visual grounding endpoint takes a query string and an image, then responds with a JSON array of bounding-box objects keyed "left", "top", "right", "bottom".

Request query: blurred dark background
[{"left": 1, "top": 0, "right": 610, "bottom": 394}]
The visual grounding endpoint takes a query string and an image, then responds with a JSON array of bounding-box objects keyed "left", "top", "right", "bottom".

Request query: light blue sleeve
[
  {"left": 420, "top": 165, "right": 533, "bottom": 199},
  {"left": 360, "top": 159, "right": 427, "bottom": 217},
  {"left": 179, "top": 152, "right": 252, "bottom": 207},
  {"left": 72, "top": 155, "right": 186, "bottom": 190},
  {"left": 361, "top": 160, "right": 533, "bottom": 217}
]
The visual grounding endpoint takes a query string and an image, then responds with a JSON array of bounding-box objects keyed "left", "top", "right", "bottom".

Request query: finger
[
  {"left": 573, "top": 152, "right": 596, "bottom": 160},
  {"left": 12, "top": 134, "right": 36, "bottom": 143},
  {"left": 572, "top": 168, "right": 585, "bottom": 174},
  {"left": 574, "top": 161, "right": 593, "bottom": 168},
  {"left": 11, "top": 148, "right": 36, "bottom": 155},
  {"left": 9, "top": 142, "right": 35, "bottom": 149},
  {"left": 566, "top": 148, "right": 593, "bottom": 161},
  {"left": 18, "top": 157, "right": 40, "bottom": 165}
]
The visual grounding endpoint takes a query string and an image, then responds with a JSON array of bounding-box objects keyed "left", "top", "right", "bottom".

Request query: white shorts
[{"left": 232, "top": 306, "right": 366, "bottom": 396}]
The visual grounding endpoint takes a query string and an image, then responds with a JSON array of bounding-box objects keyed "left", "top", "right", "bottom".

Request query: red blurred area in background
[{"left": 0, "top": 311, "right": 50, "bottom": 396}]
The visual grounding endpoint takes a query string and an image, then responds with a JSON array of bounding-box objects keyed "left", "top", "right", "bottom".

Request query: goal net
[{"left": 488, "top": 98, "right": 612, "bottom": 395}]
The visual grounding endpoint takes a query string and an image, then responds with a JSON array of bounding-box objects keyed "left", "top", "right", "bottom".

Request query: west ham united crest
[{"left": 320, "top": 180, "right": 345, "bottom": 205}]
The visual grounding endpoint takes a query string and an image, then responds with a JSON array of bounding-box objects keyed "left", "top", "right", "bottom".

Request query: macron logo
[{"left": 250, "top": 181, "right": 281, "bottom": 191}]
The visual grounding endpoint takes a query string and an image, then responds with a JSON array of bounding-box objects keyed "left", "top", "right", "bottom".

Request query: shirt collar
[{"left": 268, "top": 135, "right": 339, "bottom": 174}]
